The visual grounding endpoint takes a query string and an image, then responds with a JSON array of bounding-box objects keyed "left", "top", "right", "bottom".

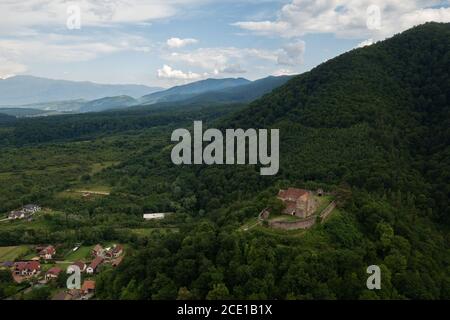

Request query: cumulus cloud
[
  {"left": 165, "top": 47, "right": 278, "bottom": 75},
  {"left": 233, "top": 0, "right": 450, "bottom": 40},
  {"left": 277, "top": 41, "right": 305, "bottom": 66},
  {"left": 0, "top": 33, "right": 152, "bottom": 65},
  {"left": 164, "top": 44, "right": 306, "bottom": 78},
  {"left": 0, "top": 0, "right": 202, "bottom": 34},
  {"left": 157, "top": 64, "right": 203, "bottom": 80},
  {"left": 0, "top": 0, "right": 201, "bottom": 75},
  {"left": 167, "top": 37, "right": 198, "bottom": 48}
]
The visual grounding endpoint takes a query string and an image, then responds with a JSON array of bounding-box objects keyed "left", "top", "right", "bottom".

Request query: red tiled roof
[
  {"left": 14, "top": 262, "right": 28, "bottom": 271},
  {"left": 82, "top": 280, "right": 96, "bottom": 291},
  {"left": 89, "top": 256, "right": 103, "bottom": 269},
  {"left": 27, "top": 261, "right": 41, "bottom": 271},
  {"left": 278, "top": 188, "right": 308, "bottom": 201},
  {"left": 47, "top": 267, "right": 62, "bottom": 275},
  {"left": 15, "top": 261, "right": 40, "bottom": 271},
  {"left": 40, "top": 245, "right": 56, "bottom": 256}
]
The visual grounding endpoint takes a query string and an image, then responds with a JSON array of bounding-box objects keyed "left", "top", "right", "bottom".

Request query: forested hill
[
  {"left": 224, "top": 22, "right": 450, "bottom": 224},
  {"left": 0, "top": 113, "right": 16, "bottom": 124},
  {"left": 95, "top": 23, "right": 450, "bottom": 300}
]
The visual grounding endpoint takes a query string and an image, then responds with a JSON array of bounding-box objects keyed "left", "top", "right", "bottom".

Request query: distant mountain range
[
  {"left": 181, "top": 75, "right": 294, "bottom": 105},
  {"left": 0, "top": 75, "right": 162, "bottom": 106},
  {"left": 0, "top": 75, "right": 294, "bottom": 116},
  {"left": 139, "top": 77, "right": 251, "bottom": 105}
]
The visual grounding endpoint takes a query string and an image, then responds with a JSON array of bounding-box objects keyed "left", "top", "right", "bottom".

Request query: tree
[
  {"left": 120, "top": 279, "right": 140, "bottom": 300},
  {"left": 177, "top": 287, "right": 194, "bottom": 300},
  {"left": 151, "top": 273, "right": 177, "bottom": 300},
  {"left": 206, "top": 283, "right": 230, "bottom": 300},
  {"left": 266, "top": 197, "right": 285, "bottom": 215}
]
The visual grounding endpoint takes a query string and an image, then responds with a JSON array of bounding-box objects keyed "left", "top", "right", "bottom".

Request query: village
[
  {"left": 0, "top": 202, "right": 176, "bottom": 300},
  {"left": 0, "top": 239, "right": 124, "bottom": 300},
  {"left": 0, "top": 187, "right": 335, "bottom": 300}
]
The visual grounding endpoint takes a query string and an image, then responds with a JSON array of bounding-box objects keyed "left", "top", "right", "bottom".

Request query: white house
[
  {"left": 8, "top": 210, "right": 26, "bottom": 220},
  {"left": 143, "top": 213, "right": 166, "bottom": 220},
  {"left": 23, "top": 204, "right": 41, "bottom": 214}
]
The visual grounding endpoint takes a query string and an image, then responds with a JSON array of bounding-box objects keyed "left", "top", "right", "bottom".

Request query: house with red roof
[
  {"left": 46, "top": 267, "right": 62, "bottom": 280},
  {"left": 86, "top": 256, "right": 103, "bottom": 274},
  {"left": 14, "top": 261, "right": 41, "bottom": 276},
  {"left": 39, "top": 245, "right": 56, "bottom": 260},
  {"left": 81, "top": 280, "right": 96, "bottom": 295},
  {"left": 277, "top": 188, "right": 317, "bottom": 218},
  {"left": 91, "top": 244, "right": 104, "bottom": 257},
  {"left": 105, "top": 244, "right": 123, "bottom": 259}
]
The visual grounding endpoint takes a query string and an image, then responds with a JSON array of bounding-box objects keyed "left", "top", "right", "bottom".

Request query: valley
[{"left": 0, "top": 23, "right": 449, "bottom": 301}]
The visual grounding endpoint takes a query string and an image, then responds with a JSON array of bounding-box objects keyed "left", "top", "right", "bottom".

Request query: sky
[{"left": 0, "top": 0, "right": 449, "bottom": 87}]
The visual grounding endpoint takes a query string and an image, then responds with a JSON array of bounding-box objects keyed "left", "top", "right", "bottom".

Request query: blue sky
[{"left": 0, "top": 0, "right": 449, "bottom": 87}]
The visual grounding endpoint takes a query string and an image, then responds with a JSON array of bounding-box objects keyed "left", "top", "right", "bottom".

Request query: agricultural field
[{"left": 0, "top": 246, "right": 31, "bottom": 262}]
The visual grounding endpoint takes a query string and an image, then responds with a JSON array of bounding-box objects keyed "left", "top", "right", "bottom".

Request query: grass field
[
  {"left": 0, "top": 246, "right": 31, "bottom": 262},
  {"left": 90, "top": 162, "right": 119, "bottom": 175},
  {"left": 64, "top": 246, "right": 93, "bottom": 262}
]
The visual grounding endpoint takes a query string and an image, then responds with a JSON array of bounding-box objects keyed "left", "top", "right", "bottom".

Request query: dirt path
[
  {"left": 74, "top": 190, "right": 110, "bottom": 196},
  {"left": 319, "top": 201, "right": 336, "bottom": 221},
  {"left": 242, "top": 220, "right": 261, "bottom": 231}
]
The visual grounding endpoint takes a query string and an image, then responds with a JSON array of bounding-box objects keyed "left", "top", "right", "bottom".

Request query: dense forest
[{"left": 0, "top": 23, "right": 449, "bottom": 300}]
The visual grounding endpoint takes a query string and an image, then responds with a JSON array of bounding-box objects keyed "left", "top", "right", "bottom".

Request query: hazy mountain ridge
[
  {"left": 0, "top": 75, "right": 162, "bottom": 106},
  {"left": 139, "top": 77, "right": 251, "bottom": 105},
  {"left": 0, "top": 76, "right": 293, "bottom": 115}
]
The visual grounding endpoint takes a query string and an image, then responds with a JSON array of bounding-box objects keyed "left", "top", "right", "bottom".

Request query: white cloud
[
  {"left": 277, "top": 41, "right": 305, "bottom": 66},
  {"left": 167, "top": 37, "right": 199, "bottom": 48},
  {"left": 357, "top": 39, "right": 374, "bottom": 48},
  {"left": 272, "top": 68, "right": 296, "bottom": 76},
  {"left": 164, "top": 44, "right": 306, "bottom": 78},
  {"left": 0, "top": 0, "right": 207, "bottom": 34},
  {"left": 234, "top": 0, "right": 450, "bottom": 41},
  {"left": 157, "top": 64, "right": 203, "bottom": 80},
  {"left": 0, "top": 0, "right": 203, "bottom": 77},
  {"left": 0, "top": 33, "right": 153, "bottom": 67},
  {"left": 220, "top": 64, "right": 246, "bottom": 74},
  {"left": 166, "top": 47, "right": 278, "bottom": 73}
]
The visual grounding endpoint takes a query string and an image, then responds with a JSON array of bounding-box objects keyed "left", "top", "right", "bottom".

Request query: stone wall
[
  {"left": 269, "top": 215, "right": 317, "bottom": 230},
  {"left": 267, "top": 201, "right": 336, "bottom": 231}
]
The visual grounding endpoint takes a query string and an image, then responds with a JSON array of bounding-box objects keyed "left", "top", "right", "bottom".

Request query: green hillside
[{"left": 93, "top": 23, "right": 450, "bottom": 300}]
